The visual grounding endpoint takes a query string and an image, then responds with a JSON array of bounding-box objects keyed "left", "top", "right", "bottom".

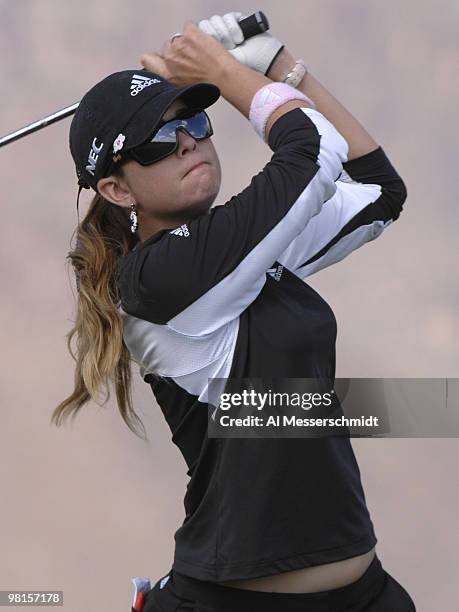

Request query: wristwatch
[{"left": 283, "top": 59, "right": 308, "bottom": 88}]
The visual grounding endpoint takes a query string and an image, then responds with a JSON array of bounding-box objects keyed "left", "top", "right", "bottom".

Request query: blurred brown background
[{"left": 1, "top": 1, "right": 458, "bottom": 610}]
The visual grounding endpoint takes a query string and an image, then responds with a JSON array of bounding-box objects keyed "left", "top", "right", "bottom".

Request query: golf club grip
[{"left": 238, "top": 11, "right": 269, "bottom": 39}]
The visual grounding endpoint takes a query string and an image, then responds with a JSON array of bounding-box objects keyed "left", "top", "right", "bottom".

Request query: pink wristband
[{"left": 249, "top": 82, "right": 316, "bottom": 143}]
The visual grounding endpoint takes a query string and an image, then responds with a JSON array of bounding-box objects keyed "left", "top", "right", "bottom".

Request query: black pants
[{"left": 141, "top": 554, "right": 416, "bottom": 611}]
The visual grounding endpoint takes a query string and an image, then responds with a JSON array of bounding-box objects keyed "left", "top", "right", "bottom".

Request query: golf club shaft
[
  {"left": 0, "top": 103, "right": 80, "bottom": 147},
  {"left": 0, "top": 11, "right": 269, "bottom": 148}
]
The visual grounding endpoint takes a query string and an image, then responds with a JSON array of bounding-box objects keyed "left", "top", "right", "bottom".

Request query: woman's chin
[{"left": 185, "top": 181, "right": 219, "bottom": 212}]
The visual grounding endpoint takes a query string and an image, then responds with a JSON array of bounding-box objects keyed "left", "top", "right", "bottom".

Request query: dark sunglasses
[{"left": 111, "top": 109, "right": 213, "bottom": 170}]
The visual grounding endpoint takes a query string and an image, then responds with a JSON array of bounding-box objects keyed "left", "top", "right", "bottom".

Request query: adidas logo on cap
[
  {"left": 169, "top": 224, "right": 190, "bottom": 237},
  {"left": 267, "top": 264, "right": 284, "bottom": 281},
  {"left": 130, "top": 73, "right": 161, "bottom": 97}
]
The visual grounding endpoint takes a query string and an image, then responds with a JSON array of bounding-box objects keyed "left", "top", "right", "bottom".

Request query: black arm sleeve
[{"left": 275, "top": 146, "right": 408, "bottom": 278}]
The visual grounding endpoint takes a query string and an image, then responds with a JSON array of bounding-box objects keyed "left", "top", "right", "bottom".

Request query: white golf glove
[{"left": 198, "top": 12, "right": 284, "bottom": 75}]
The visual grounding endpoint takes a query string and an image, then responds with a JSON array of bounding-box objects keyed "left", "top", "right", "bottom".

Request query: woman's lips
[{"left": 183, "top": 161, "right": 208, "bottom": 177}]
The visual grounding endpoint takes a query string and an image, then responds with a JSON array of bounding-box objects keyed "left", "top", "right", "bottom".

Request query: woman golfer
[{"left": 55, "top": 11, "right": 416, "bottom": 612}]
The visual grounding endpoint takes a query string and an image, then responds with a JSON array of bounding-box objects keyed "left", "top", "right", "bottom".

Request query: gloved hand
[{"left": 198, "top": 12, "right": 285, "bottom": 76}]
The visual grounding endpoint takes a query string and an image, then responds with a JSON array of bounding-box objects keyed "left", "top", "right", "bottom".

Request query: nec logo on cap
[
  {"left": 130, "top": 73, "right": 161, "bottom": 96},
  {"left": 86, "top": 137, "right": 104, "bottom": 176}
]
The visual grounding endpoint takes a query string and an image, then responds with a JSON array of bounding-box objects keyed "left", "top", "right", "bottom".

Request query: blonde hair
[{"left": 51, "top": 167, "right": 147, "bottom": 439}]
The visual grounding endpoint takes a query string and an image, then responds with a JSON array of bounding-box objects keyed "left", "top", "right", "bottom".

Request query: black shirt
[{"left": 115, "top": 107, "right": 407, "bottom": 582}]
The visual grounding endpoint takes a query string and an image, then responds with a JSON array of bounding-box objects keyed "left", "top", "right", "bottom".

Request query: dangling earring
[{"left": 130, "top": 203, "right": 138, "bottom": 234}]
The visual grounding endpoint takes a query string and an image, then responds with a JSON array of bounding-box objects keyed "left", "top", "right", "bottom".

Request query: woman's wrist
[
  {"left": 267, "top": 48, "right": 300, "bottom": 83},
  {"left": 212, "top": 56, "right": 272, "bottom": 119},
  {"left": 209, "top": 52, "right": 237, "bottom": 84}
]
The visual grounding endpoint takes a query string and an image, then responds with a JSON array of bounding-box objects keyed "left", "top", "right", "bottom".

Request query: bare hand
[{"left": 140, "top": 21, "right": 235, "bottom": 86}]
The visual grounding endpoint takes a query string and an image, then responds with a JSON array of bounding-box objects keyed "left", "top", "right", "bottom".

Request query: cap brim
[{"left": 125, "top": 82, "right": 220, "bottom": 151}]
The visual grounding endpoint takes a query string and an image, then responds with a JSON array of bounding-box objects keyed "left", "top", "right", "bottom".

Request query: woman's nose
[{"left": 176, "top": 129, "right": 197, "bottom": 156}]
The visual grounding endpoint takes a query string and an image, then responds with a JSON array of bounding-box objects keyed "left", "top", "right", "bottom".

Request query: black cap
[{"left": 69, "top": 69, "right": 220, "bottom": 193}]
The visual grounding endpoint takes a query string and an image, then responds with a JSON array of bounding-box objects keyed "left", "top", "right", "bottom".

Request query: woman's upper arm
[{"left": 128, "top": 107, "right": 349, "bottom": 336}]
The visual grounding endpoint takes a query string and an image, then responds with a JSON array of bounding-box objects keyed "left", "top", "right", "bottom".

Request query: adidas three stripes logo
[
  {"left": 267, "top": 264, "right": 284, "bottom": 281},
  {"left": 130, "top": 73, "right": 161, "bottom": 97},
  {"left": 169, "top": 224, "right": 190, "bottom": 237}
]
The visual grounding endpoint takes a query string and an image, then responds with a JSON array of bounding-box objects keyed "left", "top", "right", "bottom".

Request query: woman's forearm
[
  {"left": 298, "top": 72, "right": 379, "bottom": 160},
  {"left": 268, "top": 48, "right": 379, "bottom": 161},
  {"left": 212, "top": 55, "right": 315, "bottom": 140}
]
